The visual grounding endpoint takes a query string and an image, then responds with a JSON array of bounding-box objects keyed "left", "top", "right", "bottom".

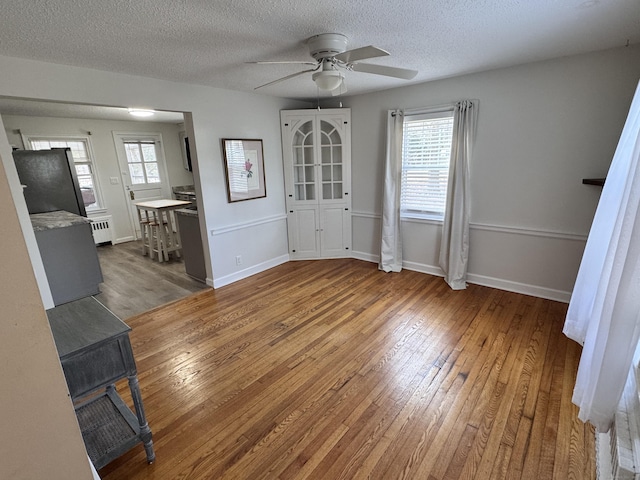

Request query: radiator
[
  {"left": 601, "top": 365, "right": 640, "bottom": 479},
  {"left": 90, "top": 215, "right": 113, "bottom": 245}
]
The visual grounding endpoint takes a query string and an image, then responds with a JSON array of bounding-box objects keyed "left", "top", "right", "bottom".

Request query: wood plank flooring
[
  {"left": 94, "top": 240, "right": 210, "bottom": 320},
  {"left": 98, "top": 259, "right": 595, "bottom": 480}
]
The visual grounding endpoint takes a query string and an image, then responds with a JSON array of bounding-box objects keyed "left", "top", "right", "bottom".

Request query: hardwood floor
[
  {"left": 94, "top": 240, "right": 210, "bottom": 320},
  {"left": 98, "top": 259, "right": 595, "bottom": 480}
]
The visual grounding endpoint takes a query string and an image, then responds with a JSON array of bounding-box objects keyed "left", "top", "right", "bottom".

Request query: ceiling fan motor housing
[{"left": 307, "top": 33, "right": 348, "bottom": 60}]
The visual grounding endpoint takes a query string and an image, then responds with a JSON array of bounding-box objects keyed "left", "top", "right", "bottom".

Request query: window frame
[
  {"left": 122, "top": 140, "right": 162, "bottom": 186},
  {"left": 21, "top": 133, "right": 106, "bottom": 214},
  {"left": 400, "top": 107, "right": 455, "bottom": 222}
]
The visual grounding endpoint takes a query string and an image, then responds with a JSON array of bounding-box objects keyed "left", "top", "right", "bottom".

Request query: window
[
  {"left": 24, "top": 136, "right": 103, "bottom": 212},
  {"left": 123, "top": 141, "right": 161, "bottom": 185},
  {"left": 401, "top": 111, "right": 454, "bottom": 219}
]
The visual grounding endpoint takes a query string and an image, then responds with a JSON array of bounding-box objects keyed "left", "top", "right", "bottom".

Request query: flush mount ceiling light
[{"left": 128, "top": 108, "right": 155, "bottom": 118}]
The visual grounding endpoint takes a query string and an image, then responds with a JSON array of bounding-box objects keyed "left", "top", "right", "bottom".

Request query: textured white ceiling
[{"left": 0, "top": 0, "right": 638, "bottom": 101}]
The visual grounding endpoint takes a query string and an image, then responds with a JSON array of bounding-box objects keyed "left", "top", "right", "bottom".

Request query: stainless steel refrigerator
[{"left": 12, "top": 148, "right": 87, "bottom": 216}]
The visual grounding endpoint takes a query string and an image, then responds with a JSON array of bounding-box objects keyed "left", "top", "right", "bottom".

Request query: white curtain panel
[
  {"left": 439, "top": 100, "right": 477, "bottom": 290},
  {"left": 564, "top": 81, "right": 640, "bottom": 432},
  {"left": 379, "top": 110, "right": 404, "bottom": 272}
]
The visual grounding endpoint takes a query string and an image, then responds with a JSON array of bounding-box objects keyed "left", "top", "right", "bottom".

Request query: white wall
[
  {"left": 0, "top": 55, "right": 309, "bottom": 288},
  {"left": 342, "top": 44, "right": 640, "bottom": 301},
  {"left": 0, "top": 116, "right": 94, "bottom": 479},
  {"left": 3, "top": 47, "right": 638, "bottom": 299},
  {"left": 2, "top": 114, "right": 192, "bottom": 243}
]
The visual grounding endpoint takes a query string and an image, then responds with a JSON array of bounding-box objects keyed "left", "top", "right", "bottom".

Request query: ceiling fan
[{"left": 250, "top": 33, "right": 418, "bottom": 95}]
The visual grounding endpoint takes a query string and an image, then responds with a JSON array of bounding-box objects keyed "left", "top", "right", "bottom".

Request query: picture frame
[{"left": 221, "top": 138, "right": 266, "bottom": 202}]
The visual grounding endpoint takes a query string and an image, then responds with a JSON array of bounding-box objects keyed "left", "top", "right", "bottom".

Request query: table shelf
[
  {"left": 47, "top": 297, "right": 155, "bottom": 470},
  {"left": 75, "top": 386, "right": 143, "bottom": 469}
]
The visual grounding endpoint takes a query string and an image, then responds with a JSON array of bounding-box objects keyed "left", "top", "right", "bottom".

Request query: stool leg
[
  {"left": 140, "top": 221, "right": 150, "bottom": 256},
  {"left": 157, "top": 223, "right": 165, "bottom": 262},
  {"left": 137, "top": 208, "right": 148, "bottom": 255},
  {"left": 158, "top": 212, "right": 170, "bottom": 262}
]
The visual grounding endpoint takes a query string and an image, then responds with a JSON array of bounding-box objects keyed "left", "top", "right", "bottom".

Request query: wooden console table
[{"left": 47, "top": 297, "right": 155, "bottom": 470}]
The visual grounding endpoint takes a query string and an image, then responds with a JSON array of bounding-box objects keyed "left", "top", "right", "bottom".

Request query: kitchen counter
[
  {"left": 31, "top": 210, "right": 102, "bottom": 305},
  {"left": 172, "top": 185, "right": 196, "bottom": 196},
  {"left": 175, "top": 208, "right": 205, "bottom": 282},
  {"left": 30, "top": 210, "right": 91, "bottom": 231},
  {"left": 172, "top": 185, "right": 197, "bottom": 206},
  {"left": 175, "top": 207, "right": 198, "bottom": 217}
]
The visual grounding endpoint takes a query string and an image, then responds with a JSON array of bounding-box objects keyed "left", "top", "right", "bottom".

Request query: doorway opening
[{"left": 0, "top": 97, "right": 208, "bottom": 319}]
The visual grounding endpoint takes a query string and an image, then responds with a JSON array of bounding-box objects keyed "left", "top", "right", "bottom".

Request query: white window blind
[{"left": 401, "top": 111, "right": 454, "bottom": 218}]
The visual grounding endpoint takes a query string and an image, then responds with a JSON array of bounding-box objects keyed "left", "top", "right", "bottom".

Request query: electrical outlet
[{"left": 235, "top": 255, "right": 242, "bottom": 266}]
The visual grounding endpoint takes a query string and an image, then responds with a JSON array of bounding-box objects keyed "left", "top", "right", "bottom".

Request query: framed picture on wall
[{"left": 222, "top": 138, "right": 266, "bottom": 202}]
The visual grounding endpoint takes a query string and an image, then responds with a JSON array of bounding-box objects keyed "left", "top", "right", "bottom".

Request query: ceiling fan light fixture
[{"left": 312, "top": 70, "right": 344, "bottom": 91}]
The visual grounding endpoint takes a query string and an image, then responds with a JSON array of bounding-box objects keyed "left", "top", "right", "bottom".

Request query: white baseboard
[
  {"left": 351, "top": 250, "right": 379, "bottom": 263},
  {"left": 466, "top": 272, "right": 571, "bottom": 303},
  {"left": 113, "top": 235, "right": 135, "bottom": 245},
  {"left": 213, "top": 254, "right": 290, "bottom": 289},
  {"left": 402, "top": 260, "right": 446, "bottom": 278},
  {"left": 351, "top": 249, "right": 571, "bottom": 303}
]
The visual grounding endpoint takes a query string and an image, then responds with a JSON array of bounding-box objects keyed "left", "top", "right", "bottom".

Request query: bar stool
[
  {"left": 137, "top": 207, "right": 152, "bottom": 257},
  {"left": 137, "top": 207, "right": 166, "bottom": 261}
]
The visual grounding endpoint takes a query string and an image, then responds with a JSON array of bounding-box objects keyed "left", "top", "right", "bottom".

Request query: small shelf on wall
[{"left": 582, "top": 178, "right": 606, "bottom": 187}]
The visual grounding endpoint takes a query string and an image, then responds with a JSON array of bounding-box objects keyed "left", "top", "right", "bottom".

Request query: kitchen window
[
  {"left": 401, "top": 110, "right": 454, "bottom": 220},
  {"left": 23, "top": 135, "right": 103, "bottom": 212}
]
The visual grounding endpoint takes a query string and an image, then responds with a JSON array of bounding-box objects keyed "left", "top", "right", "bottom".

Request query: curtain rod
[{"left": 391, "top": 99, "right": 479, "bottom": 117}]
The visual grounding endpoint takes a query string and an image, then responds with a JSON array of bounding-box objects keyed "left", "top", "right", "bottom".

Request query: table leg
[
  {"left": 164, "top": 209, "right": 181, "bottom": 259},
  {"left": 171, "top": 209, "right": 183, "bottom": 259},
  {"left": 126, "top": 376, "right": 155, "bottom": 464},
  {"left": 158, "top": 210, "right": 169, "bottom": 262}
]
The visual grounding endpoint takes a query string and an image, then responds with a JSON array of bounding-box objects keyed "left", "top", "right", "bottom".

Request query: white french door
[{"left": 113, "top": 132, "right": 171, "bottom": 239}]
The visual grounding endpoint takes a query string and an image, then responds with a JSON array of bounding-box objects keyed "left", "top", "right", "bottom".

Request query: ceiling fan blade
[
  {"left": 247, "top": 61, "right": 317, "bottom": 66},
  {"left": 350, "top": 62, "right": 418, "bottom": 80},
  {"left": 254, "top": 67, "right": 318, "bottom": 90},
  {"left": 334, "top": 45, "right": 389, "bottom": 64}
]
